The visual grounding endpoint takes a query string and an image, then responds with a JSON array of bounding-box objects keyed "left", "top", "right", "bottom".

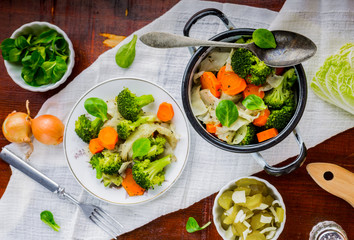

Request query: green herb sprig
[
  {"left": 186, "top": 217, "right": 211, "bottom": 233},
  {"left": 40, "top": 210, "right": 60, "bottom": 232},
  {"left": 215, "top": 100, "right": 239, "bottom": 127},
  {"left": 84, "top": 97, "right": 108, "bottom": 121},
  {"left": 242, "top": 94, "right": 267, "bottom": 110},
  {"left": 0, "top": 29, "right": 69, "bottom": 86},
  {"left": 252, "top": 28, "right": 277, "bottom": 49},
  {"left": 115, "top": 34, "right": 137, "bottom": 68}
]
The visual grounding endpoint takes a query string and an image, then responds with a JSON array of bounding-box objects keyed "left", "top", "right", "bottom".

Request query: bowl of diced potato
[{"left": 213, "top": 176, "right": 286, "bottom": 240}]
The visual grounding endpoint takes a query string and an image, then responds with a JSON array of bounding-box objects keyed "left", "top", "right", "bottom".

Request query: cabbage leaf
[{"left": 311, "top": 43, "right": 354, "bottom": 114}]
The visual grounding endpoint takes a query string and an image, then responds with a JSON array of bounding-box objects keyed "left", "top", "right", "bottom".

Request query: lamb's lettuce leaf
[{"left": 311, "top": 43, "right": 354, "bottom": 114}]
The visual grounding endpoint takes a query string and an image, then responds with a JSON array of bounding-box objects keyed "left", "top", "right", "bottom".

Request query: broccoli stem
[
  {"left": 146, "top": 155, "right": 171, "bottom": 181},
  {"left": 136, "top": 95, "right": 154, "bottom": 108}
]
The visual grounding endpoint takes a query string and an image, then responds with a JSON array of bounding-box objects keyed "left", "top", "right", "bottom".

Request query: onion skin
[
  {"left": 2, "top": 111, "right": 32, "bottom": 143},
  {"left": 31, "top": 115, "right": 65, "bottom": 145}
]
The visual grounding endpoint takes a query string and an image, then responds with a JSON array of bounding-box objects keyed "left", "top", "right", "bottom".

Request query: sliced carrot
[
  {"left": 253, "top": 109, "right": 270, "bottom": 127},
  {"left": 89, "top": 138, "right": 104, "bottom": 154},
  {"left": 122, "top": 168, "right": 145, "bottom": 196},
  {"left": 157, "top": 102, "right": 174, "bottom": 122},
  {"left": 206, "top": 123, "right": 222, "bottom": 134},
  {"left": 200, "top": 72, "right": 221, "bottom": 98},
  {"left": 98, "top": 126, "right": 118, "bottom": 150},
  {"left": 257, "top": 128, "right": 278, "bottom": 142},
  {"left": 219, "top": 71, "right": 247, "bottom": 96},
  {"left": 217, "top": 66, "right": 227, "bottom": 82},
  {"left": 275, "top": 68, "right": 284, "bottom": 75},
  {"left": 243, "top": 84, "right": 265, "bottom": 99}
]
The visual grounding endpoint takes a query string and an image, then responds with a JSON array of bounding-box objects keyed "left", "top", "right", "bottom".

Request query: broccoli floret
[
  {"left": 117, "top": 88, "right": 154, "bottom": 121},
  {"left": 89, "top": 150, "right": 123, "bottom": 179},
  {"left": 146, "top": 135, "right": 166, "bottom": 159},
  {"left": 75, "top": 115, "right": 103, "bottom": 143},
  {"left": 264, "top": 93, "right": 296, "bottom": 131},
  {"left": 231, "top": 48, "right": 273, "bottom": 86},
  {"left": 263, "top": 68, "right": 297, "bottom": 109},
  {"left": 117, "top": 115, "right": 156, "bottom": 140},
  {"left": 248, "top": 61, "right": 273, "bottom": 86},
  {"left": 134, "top": 135, "right": 167, "bottom": 161},
  {"left": 238, "top": 124, "right": 257, "bottom": 145},
  {"left": 132, "top": 155, "right": 171, "bottom": 190},
  {"left": 231, "top": 48, "right": 258, "bottom": 79},
  {"left": 102, "top": 173, "right": 123, "bottom": 187}
]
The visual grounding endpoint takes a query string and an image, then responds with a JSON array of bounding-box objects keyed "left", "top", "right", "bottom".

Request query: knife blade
[{"left": 306, "top": 162, "right": 354, "bottom": 208}]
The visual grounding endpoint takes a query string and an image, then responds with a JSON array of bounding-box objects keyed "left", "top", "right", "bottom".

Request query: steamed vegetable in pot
[{"left": 191, "top": 39, "right": 298, "bottom": 145}]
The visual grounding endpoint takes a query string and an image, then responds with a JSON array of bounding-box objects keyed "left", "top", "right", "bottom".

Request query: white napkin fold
[{"left": 0, "top": 0, "right": 353, "bottom": 239}]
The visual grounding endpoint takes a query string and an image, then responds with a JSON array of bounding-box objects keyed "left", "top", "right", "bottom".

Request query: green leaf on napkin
[
  {"left": 115, "top": 34, "right": 137, "bottom": 68},
  {"left": 186, "top": 217, "right": 211, "bottom": 233},
  {"left": 40, "top": 210, "right": 60, "bottom": 232}
]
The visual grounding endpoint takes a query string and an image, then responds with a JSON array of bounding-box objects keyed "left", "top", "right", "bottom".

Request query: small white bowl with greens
[
  {"left": 213, "top": 176, "right": 286, "bottom": 240},
  {"left": 1, "top": 21, "right": 75, "bottom": 92}
]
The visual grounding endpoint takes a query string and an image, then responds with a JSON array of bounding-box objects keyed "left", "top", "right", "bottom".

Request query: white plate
[{"left": 64, "top": 78, "right": 190, "bottom": 205}]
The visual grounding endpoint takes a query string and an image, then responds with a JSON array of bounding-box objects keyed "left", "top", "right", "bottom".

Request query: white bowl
[
  {"left": 213, "top": 176, "right": 286, "bottom": 240},
  {"left": 4, "top": 21, "right": 75, "bottom": 92},
  {"left": 64, "top": 77, "right": 190, "bottom": 205}
]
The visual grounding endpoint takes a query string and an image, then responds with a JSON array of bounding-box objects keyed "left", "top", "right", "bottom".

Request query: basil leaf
[
  {"left": 34, "top": 67, "right": 49, "bottom": 85},
  {"left": 84, "top": 97, "right": 108, "bottom": 121},
  {"left": 42, "top": 56, "right": 67, "bottom": 83},
  {"left": 242, "top": 94, "right": 267, "bottom": 110},
  {"left": 115, "top": 34, "right": 137, "bottom": 68},
  {"left": 14, "top": 36, "right": 29, "bottom": 50},
  {"left": 216, "top": 100, "right": 239, "bottom": 127},
  {"left": 0, "top": 38, "right": 16, "bottom": 60},
  {"left": 22, "top": 51, "right": 44, "bottom": 69},
  {"left": 8, "top": 48, "right": 23, "bottom": 62},
  {"left": 33, "top": 29, "right": 57, "bottom": 44},
  {"left": 252, "top": 28, "right": 277, "bottom": 49},
  {"left": 21, "top": 66, "right": 36, "bottom": 83},
  {"left": 186, "top": 217, "right": 211, "bottom": 233},
  {"left": 132, "top": 138, "right": 151, "bottom": 159}
]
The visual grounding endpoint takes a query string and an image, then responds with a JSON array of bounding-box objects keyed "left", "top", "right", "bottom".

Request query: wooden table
[{"left": 0, "top": 1, "right": 353, "bottom": 239}]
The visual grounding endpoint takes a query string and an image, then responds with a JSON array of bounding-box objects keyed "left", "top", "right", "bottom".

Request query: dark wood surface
[{"left": 0, "top": 1, "right": 353, "bottom": 239}]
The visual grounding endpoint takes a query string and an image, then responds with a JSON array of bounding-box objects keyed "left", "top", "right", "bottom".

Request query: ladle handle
[
  {"left": 251, "top": 127, "right": 307, "bottom": 176},
  {"left": 183, "top": 8, "right": 235, "bottom": 54}
]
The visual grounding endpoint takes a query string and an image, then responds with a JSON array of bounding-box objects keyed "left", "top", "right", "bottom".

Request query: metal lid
[{"left": 309, "top": 221, "right": 348, "bottom": 240}]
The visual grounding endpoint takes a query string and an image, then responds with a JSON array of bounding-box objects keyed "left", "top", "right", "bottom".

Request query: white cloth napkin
[{"left": 1, "top": 0, "right": 353, "bottom": 239}]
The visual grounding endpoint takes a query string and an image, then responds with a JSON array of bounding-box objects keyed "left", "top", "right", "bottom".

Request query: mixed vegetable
[
  {"left": 191, "top": 36, "right": 298, "bottom": 145},
  {"left": 74, "top": 88, "right": 177, "bottom": 196},
  {"left": 217, "top": 178, "right": 285, "bottom": 240}
]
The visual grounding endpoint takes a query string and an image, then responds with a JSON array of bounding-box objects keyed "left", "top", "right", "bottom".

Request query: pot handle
[
  {"left": 251, "top": 127, "right": 307, "bottom": 176},
  {"left": 183, "top": 8, "right": 235, "bottom": 55}
]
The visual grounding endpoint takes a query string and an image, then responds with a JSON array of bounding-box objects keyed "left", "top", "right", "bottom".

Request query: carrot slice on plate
[
  {"left": 98, "top": 126, "right": 118, "bottom": 150},
  {"left": 122, "top": 168, "right": 145, "bottom": 196},
  {"left": 157, "top": 102, "right": 174, "bottom": 122}
]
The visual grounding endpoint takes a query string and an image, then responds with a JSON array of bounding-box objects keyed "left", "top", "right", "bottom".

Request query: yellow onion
[
  {"left": 2, "top": 111, "right": 32, "bottom": 143},
  {"left": 2, "top": 100, "right": 33, "bottom": 158},
  {"left": 31, "top": 115, "right": 65, "bottom": 145}
]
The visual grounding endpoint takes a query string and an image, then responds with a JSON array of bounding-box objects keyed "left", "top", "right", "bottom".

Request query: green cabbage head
[{"left": 311, "top": 43, "right": 354, "bottom": 114}]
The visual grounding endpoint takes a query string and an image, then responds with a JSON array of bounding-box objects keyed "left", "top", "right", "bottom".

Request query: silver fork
[{"left": 0, "top": 147, "right": 123, "bottom": 239}]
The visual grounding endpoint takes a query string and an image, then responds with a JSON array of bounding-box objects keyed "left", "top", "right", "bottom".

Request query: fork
[{"left": 0, "top": 147, "right": 123, "bottom": 239}]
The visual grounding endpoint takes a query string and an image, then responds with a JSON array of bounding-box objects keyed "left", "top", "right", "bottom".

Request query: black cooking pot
[{"left": 181, "top": 9, "right": 307, "bottom": 176}]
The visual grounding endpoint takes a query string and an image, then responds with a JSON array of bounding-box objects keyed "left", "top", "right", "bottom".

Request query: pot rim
[{"left": 181, "top": 28, "right": 308, "bottom": 153}]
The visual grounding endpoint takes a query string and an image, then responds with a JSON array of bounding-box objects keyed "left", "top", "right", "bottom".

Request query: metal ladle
[{"left": 140, "top": 31, "right": 317, "bottom": 67}]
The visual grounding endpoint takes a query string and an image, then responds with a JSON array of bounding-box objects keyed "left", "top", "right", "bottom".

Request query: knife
[{"left": 306, "top": 162, "right": 354, "bottom": 208}]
